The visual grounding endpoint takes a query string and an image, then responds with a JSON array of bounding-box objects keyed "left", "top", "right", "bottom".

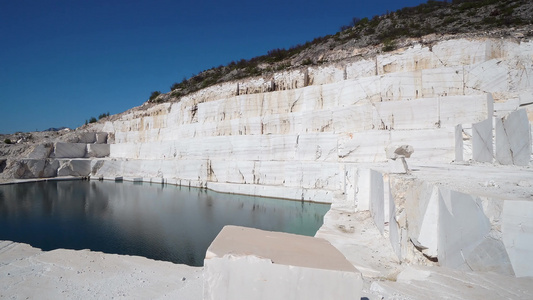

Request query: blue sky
[{"left": 0, "top": 0, "right": 428, "bottom": 134}]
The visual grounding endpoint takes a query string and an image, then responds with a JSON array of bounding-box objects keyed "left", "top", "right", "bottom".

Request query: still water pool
[{"left": 0, "top": 180, "right": 330, "bottom": 266}]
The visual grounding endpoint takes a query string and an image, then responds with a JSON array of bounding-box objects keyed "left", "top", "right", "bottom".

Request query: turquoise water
[{"left": 0, "top": 180, "right": 330, "bottom": 266}]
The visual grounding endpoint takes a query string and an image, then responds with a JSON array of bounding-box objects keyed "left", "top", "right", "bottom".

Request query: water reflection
[{"left": 0, "top": 180, "right": 330, "bottom": 266}]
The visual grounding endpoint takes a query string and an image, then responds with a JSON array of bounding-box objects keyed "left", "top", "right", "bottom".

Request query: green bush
[
  {"left": 98, "top": 112, "right": 110, "bottom": 120},
  {"left": 149, "top": 91, "right": 161, "bottom": 102},
  {"left": 89, "top": 117, "right": 97, "bottom": 123},
  {"left": 382, "top": 38, "right": 397, "bottom": 52},
  {"left": 4, "top": 138, "right": 12, "bottom": 144},
  {"left": 302, "top": 58, "right": 314, "bottom": 66}
]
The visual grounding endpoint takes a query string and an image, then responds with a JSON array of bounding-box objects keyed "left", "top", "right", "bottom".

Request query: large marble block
[
  {"left": 374, "top": 98, "right": 439, "bottom": 130},
  {"left": 53, "top": 143, "right": 87, "bottom": 158},
  {"left": 57, "top": 159, "right": 91, "bottom": 176},
  {"left": 95, "top": 132, "right": 108, "bottom": 144},
  {"left": 338, "top": 131, "right": 390, "bottom": 163},
  {"left": 388, "top": 181, "right": 402, "bottom": 260},
  {"left": 204, "top": 226, "right": 362, "bottom": 300},
  {"left": 109, "top": 143, "right": 139, "bottom": 159},
  {"left": 86, "top": 144, "right": 110, "bottom": 158},
  {"left": 502, "top": 200, "right": 533, "bottom": 277},
  {"left": 495, "top": 109, "right": 531, "bottom": 166},
  {"left": 27, "top": 144, "right": 53, "bottom": 159},
  {"left": 77, "top": 132, "right": 96, "bottom": 143},
  {"left": 369, "top": 169, "right": 385, "bottom": 234},
  {"left": 354, "top": 168, "right": 385, "bottom": 232},
  {"left": 454, "top": 124, "right": 463, "bottom": 161},
  {"left": 12, "top": 159, "right": 59, "bottom": 179},
  {"left": 437, "top": 189, "right": 493, "bottom": 270},
  {"left": 464, "top": 59, "right": 509, "bottom": 94},
  {"left": 380, "top": 71, "right": 419, "bottom": 101},
  {"left": 290, "top": 133, "right": 327, "bottom": 160},
  {"left": 421, "top": 67, "right": 463, "bottom": 98},
  {"left": 354, "top": 168, "right": 371, "bottom": 211},
  {"left": 431, "top": 39, "right": 488, "bottom": 66},
  {"left": 331, "top": 104, "right": 374, "bottom": 132},
  {"left": 439, "top": 94, "right": 492, "bottom": 126},
  {"left": 472, "top": 118, "right": 493, "bottom": 162},
  {"left": 414, "top": 186, "right": 439, "bottom": 258}
]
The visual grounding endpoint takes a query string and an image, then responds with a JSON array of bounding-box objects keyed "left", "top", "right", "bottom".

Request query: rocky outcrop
[{"left": 0, "top": 132, "right": 110, "bottom": 180}]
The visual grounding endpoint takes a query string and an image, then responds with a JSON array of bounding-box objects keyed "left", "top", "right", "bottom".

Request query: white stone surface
[
  {"left": 57, "top": 159, "right": 91, "bottom": 177},
  {"left": 0, "top": 241, "right": 202, "bottom": 299},
  {"left": 495, "top": 109, "right": 531, "bottom": 166},
  {"left": 53, "top": 142, "right": 87, "bottom": 158},
  {"left": 369, "top": 170, "right": 385, "bottom": 234},
  {"left": 437, "top": 189, "right": 492, "bottom": 270},
  {"left": 416, "top": 186, "right": 439, "bottom": 258},
  {"left": 454, "top": 124, "right": 463, "bottom": 161},
  {"left": 388, "top": 183, "right": 402, "bottom": 260},
  {"left": 387, "top": 158, "right": 408, "bottom": 173},
  {"left": 27, "top": 144, "right": 52, "bottom": 159},
  {"left": 204, "top": 226, "right": 362, "bottom": 300},
  {"left": 502, "top": 200, "right": 533, "bottom": 277},
  {"left": 355, "top": 168, "right": 371, "bottom": 211},
  {"left": 95, "top": 132, "right": 108, "bottom": 144},
  {"left": 370, "top": 265, "right": 533, "bottom": 300},
  {"left": 472, "top": 118, "right": 493, "bottom": 162},
  {"left": 12, "top": 159, "right": 59, "bottom": 179},
  {"left": 86, "top": 144, "right": 110, "bottom": 158},
  {"left": 77, "top": 132, "right": 96, "bottom": 143}
]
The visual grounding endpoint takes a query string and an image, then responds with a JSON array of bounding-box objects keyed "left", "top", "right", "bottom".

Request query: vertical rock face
[
  {"left": 96, "top": 38, "right": 531, "bottom": 189},
  {"left": 495, "top": 109, "right": 532, "bottom": 166},
  {"left": 78, "top": 38, "right": 533, "bottom": 277}
]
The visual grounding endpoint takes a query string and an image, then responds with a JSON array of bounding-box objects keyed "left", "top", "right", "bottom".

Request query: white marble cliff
[{"left": 2, "top": 36, "right": 533, "bottom": 299}]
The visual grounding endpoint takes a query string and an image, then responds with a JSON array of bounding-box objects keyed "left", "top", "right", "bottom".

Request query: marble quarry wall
[
  {"left": 93, "top": 38, "right": 531, "bottom": 195},
  {"left": 6, "top": 38, "right": 533, "bottom": 278}
]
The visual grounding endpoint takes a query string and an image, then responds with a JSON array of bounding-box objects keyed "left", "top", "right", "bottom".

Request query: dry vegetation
[{"left": 147, "top": 0, "right": 533, "bottom": 104}]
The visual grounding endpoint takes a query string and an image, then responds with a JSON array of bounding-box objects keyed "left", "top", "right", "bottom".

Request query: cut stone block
[
  {"left": 388, "top": 183, "right": 402, "bottom": 260},
  {"left": 13, "top": 159, "right": 59, "bottom": 179},
  {"left": 95, "top": 132, "right": 108, "bottom": 144},
  {"left": 472, "top": 118, "right": 493, "bottom": 162},
  {"left": 54, "top": 143, "right": 87, "bottom": 158},
  {"left": 27, "top": 144, "right": 53, "bottom": 159},
  {"left": 437, "top": 189, "right": 492, "bottom": 270},
  {"left": 502, "top": 200, "right": 533, "bottom": 277},
  {"left": 495, "top": 109, "right": 531, "bottom": 166},
  {"left": 355, "top": 168, "right": 388, "bottom": 232},
  {"left": 86, "top": 144, "right": 110, "bottom": 158},
  {"left": 204, "top": 226, "right": 362, "bottom": 300},
  {"left": 57, "top": 159, "right": 91, "bottom": 176},
  {"left": 454, "top": 124, "right": 463, "bottom": 161},
  {"left": 415, "top": 186, "right": 439, "bottom": 258},
  {"left": 369, "top": 170, "right": 385, "bottom": 234},
  {"left": 355, "top": 168, "right": 371, "bottom": 211},
  {"left": 77, "top": 132, "right": 96, "bottom": 143},
  {"left": 404, "top": 182, "right": 438, "bottom": 259}
]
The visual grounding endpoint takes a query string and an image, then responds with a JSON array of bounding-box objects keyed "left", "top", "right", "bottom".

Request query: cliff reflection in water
[{"left": 0, "top": 180, "right": 330, "bottom": 266}]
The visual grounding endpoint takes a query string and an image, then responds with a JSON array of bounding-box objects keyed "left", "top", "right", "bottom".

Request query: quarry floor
[{"left": 1, "top": 161, "right": 532, "bottom": 299}]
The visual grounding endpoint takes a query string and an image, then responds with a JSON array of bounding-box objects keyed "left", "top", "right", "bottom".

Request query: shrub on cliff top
[{"left": 149, "top": 91, "right": 161, "bottom": 102}]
